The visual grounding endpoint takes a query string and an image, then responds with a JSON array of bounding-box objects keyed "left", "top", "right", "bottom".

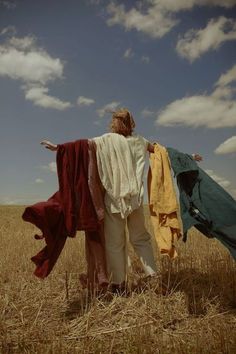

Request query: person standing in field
[
  {"left": 92, "top": 110, "right": 200, "bottom": 289},
  {"left": 92, "top": 109, "right": 159, "bottom": 289},
  {"left": 41, "top": 109, "right": 158, "bottom": 289},
  {"left": 41, "top": 109, "right": 202, "bottom": 291}
]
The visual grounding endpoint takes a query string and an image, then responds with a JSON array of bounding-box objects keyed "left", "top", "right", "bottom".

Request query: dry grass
[{"left": 0, "top": 205, "right": 236, "bottom": 353}]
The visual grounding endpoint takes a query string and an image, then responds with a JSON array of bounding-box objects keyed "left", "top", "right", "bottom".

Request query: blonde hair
[{"left": 109, "top": 108, "right": 135, "bottom": 137}]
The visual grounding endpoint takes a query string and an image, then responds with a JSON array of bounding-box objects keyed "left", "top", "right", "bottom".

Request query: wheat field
[{"left": 0, "top": 205, "right": 236, "bottom": 353}]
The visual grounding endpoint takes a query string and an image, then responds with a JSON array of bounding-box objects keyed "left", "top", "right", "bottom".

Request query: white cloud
[
  {"left": 176, "top": 17, "right": 236, "bottom": 61},
  {"left": 156, "top": 63, "right": 236, "bottom": 129},
  {"left": 215, "top": 136, "right": 236, "bottom": 155},
  {"left": 212, "top": 64, "right": 236, "bottom": 99},
  {"left": 151, "top": 0, "right": 236, "bottom": 12},
  {"left": 141, "top": 55, "right": 150, "bottom": 64},
  {"left": 216, "top": 64, "right": 236, "bottom": 87},
  {"left": 205, "top": 169, "right": 231, "bottom": 188},
  {"left": 0, "top": 37, "right": 63, "bottom": 84},
  {"left": 157, "top": 95, "right": 236, "bottom": 128},
  {"left": 96, "top": 101, "right": 121, "bottom": 117},
  {"left": 106, "top": 2, "right": 177, "bottom": 39},
  {"left": 106, "top": 1, "right": 236, "bottom": 39},
  {"left": 123, "top": 48, "right": 134, "bottom": 59},
  {"left": 141, "top": 108, "right": 155, "bottom": 118},
  {"left": 211, "top": 86, "right": 235, "bottom": 99},
  {"left": 0, "top": 26, "right": 16, "bottom": 36},
  {"left": 35, "top": 178, "right": 44, "bottom": 184},
  {"left": 40, "top": 162, "right": 57, "bottom": 173},
  {"left": 204, "top": 169, "right": 236, "bottom": 199},
  {"left": 24, "top": 86, "right": 72, "bottom": 110},
  {"left": 77, "top": 96, "right": 95, "bottom": 106},
  {"left": 0, "top": 34, "right": 72, "bottom": 110},
  {"left": 8, "top": 36, "right": 36, "bottom": 50},
  {"left": 0, "top": 1, "right": 16, "bottom": 9}
]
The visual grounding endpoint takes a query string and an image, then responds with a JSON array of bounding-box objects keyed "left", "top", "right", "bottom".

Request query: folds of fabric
[
  {"left": 22, "top": 140, "right": 106, "bottom": 279},
  {"left": 167, "top": 147, "right": 236, "bottom": 260},
  {"left": 88, "top": 140, "right": 105, "bottom": 222},
  {"left": 85, "top": 226, "right": 108, "bottom": 289},
  {"left": 57, "top": 140, "right": 99, "bottom": 234},
  {"left": 23, "top": 192, "right": 67, "bottom": 278},
  {"left": 148, "top": 143, "right": 182, "bottom": 259},
  {"left": 93, "top": 133, "right": 140, "bottom": 218},
  {"left": 86, "top": 141, "right": 108, "bottom": 288}
]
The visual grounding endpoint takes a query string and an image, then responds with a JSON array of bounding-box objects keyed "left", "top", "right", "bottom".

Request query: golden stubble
[{"left": 0, "top": 206, "right": 236, "bottom": 354}]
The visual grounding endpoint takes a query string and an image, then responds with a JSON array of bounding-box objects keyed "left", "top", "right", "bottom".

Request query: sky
[{"left": 0, "top": 0, "right": 236, "bottom": 205}]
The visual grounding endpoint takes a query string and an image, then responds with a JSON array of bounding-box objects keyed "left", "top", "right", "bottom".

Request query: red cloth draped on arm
[{"left": 22, "top": 140, "right": 99, "bottom": 278}]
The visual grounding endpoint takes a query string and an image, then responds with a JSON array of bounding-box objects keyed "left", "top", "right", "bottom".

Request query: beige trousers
[{"left": 104, "top": 205, "right": 157, "bottom": 284}]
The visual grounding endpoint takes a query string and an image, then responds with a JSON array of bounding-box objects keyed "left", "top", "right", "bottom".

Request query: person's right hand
[
  {"left": 40, "top": 140, "right": 57, "bottom": 151},
  {"left": 192, "top": 153, "right": 203, "bottom": 162}
]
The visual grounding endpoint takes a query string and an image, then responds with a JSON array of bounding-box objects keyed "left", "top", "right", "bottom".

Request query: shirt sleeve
[{"left": 140, "top": 135, "right": 149, "bottom": 150}]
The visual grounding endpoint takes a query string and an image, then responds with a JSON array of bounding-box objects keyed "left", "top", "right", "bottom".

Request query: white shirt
[{"left": 92, "top": 133, "right": 148, "bottom": 217}]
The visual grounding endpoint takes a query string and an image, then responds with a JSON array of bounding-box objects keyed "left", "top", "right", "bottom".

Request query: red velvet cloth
[{"left": 22, "top": 140, "right": 99, "bottom": 278}]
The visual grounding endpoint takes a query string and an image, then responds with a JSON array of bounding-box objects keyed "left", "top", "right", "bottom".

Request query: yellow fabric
[{"left": 148, "top": 143, "right": 182, "bottom": 259}]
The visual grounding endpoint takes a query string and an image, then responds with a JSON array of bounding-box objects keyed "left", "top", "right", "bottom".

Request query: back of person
[
  {"left": 93, "top": 110, "right": 150, "bottom": 217},
  {"left": 93, "top": 109, "right": 158, "bottom": 287}
]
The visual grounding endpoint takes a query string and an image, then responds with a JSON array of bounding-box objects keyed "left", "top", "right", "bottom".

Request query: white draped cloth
[{"left": 92, "top": 133, "right": 148, "bottom": 218}]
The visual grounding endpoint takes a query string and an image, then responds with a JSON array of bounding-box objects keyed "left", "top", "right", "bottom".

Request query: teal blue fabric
[{"left": 167, "top": 147, "right": 236, "bottom": 260}]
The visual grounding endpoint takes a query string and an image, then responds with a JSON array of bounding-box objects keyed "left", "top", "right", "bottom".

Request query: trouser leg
[
  {"left": 104, "top": 209, "right": 127, "bottom": 284},
  {"left": 127, "top": 206, "right": 157, "bottom": 276}
]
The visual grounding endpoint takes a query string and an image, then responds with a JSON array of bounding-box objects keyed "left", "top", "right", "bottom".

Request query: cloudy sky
[{"left": 0, "top": 0, "right": 236, "bottom": 205}]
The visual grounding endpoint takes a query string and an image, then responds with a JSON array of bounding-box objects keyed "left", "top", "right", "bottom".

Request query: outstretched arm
[{"left": 40, "top": 140, "right": 57, "bottom": 151}]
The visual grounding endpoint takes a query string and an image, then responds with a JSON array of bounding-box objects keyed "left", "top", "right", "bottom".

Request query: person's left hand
[
  {"left": 40, "top": 140, "right": 57, "bottom": 151},
  {"left": 192, "top": 153, "right": 203, "bottom": 162}
]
